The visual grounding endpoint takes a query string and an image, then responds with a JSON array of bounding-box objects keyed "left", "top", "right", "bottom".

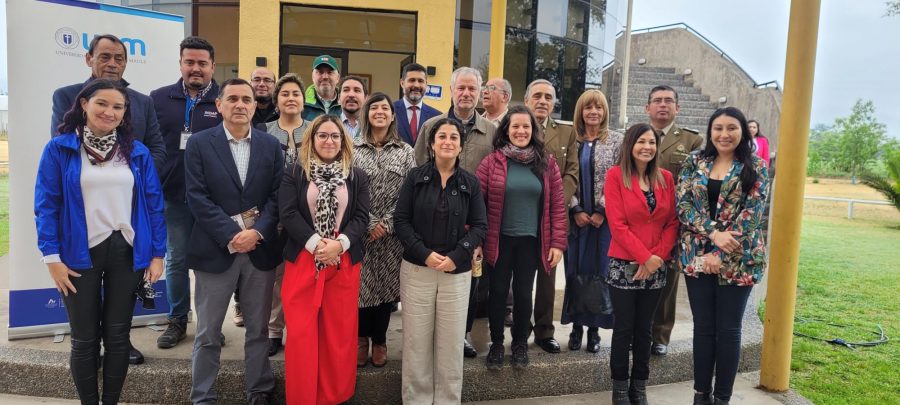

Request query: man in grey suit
[{"left": 184, "top": 78, "right": 284, "bottom": 405}]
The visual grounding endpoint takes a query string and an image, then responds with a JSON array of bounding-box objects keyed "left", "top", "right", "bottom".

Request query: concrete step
[
  {"left": 610, "top": 98, "right": 717, "bottom": 110},
  {"left": 608, "top": 89, "right": 710, "bottom": 102},
  {"left": 623, "top": 71, "right": 686, "bottom": 81},
  {"left": 627, "top": 77, "right": 694, "bottom": 87},
  {"left": 627, "top": 66, "right": 677, "bottom": 74},
  {"left": 624, "top": 106, "right": 717, "bottom": 118},
  {"left": 0, "top": 280, "right": 763, "bottom": 404}
]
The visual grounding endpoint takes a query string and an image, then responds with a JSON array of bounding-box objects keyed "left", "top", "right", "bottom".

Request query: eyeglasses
[
  {"left": 483, "top": 84, "right": 507, "bottom": 94},
  {"left": 251, "top": 77, "right": 275, "bottom": 85},
  {"left": 314, "top": 132, "right": 342, "bottom": 142},
  {"left": 650, "top": 97, "right": 676, "bottom": 105}
]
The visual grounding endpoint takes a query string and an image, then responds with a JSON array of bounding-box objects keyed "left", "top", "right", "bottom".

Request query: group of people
[{"left": 34, "top": 33, "right": 770, "bottom": 405}]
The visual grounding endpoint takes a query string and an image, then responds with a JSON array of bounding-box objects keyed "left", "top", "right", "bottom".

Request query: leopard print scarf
[
  {"left": 81, "top": 126, "right": 119, "bottom": 165},
  {"left": 310, "top": 160, "right": 346, "bottom": 270}
]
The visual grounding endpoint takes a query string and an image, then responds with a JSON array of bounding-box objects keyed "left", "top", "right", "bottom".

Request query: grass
[{"left": 785, "top": 215, "right": 900, "bottom": 404}]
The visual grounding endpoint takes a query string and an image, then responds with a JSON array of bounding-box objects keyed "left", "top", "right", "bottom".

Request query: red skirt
[{"left": 282, "top": 250, "right": 361, "bottom": 405}]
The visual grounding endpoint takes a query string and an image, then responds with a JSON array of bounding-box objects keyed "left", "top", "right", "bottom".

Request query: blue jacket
[
  {"left": 150, "top": 79, "right": 222, "bottom": 202},
  {"left": 34, "top": 133, "right": 167, "bottom": 271},
  {"left": 51, "top": 78, "right": 166, "bottom": 172},
  {"left": 393, "top": 99, "right": 441, "bottom": 146},
  {"left": 302, "top": 92, "right": 342, "bottom": 122}
]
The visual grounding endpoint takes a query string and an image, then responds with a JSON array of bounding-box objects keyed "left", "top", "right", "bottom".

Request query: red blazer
[{"left": 605, "top": 166, "right": 679, "bottom": 264}]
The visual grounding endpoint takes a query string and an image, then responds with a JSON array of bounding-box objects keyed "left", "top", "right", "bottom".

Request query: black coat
[
  {"left": 394, "top": 162, "right": 487, "bottom": 273},
  {"left": 279, "top": 164, "right": 370, "bottom": 264},
  {"left": 184, "top": 124, "right": 284, "bottom": 273}
]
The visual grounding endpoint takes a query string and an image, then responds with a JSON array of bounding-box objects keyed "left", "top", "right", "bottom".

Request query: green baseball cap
[{"left": 312, "top": 55, "right": 339, "bottom": 71}]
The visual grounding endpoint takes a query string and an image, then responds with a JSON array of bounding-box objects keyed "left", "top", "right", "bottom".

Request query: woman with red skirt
[{"left": 278, "top": 115, "right": 370, "bottom": 404}]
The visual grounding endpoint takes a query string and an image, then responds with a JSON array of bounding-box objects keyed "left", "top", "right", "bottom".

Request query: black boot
[
  {"left": 693, "top": 392, "right": 712, "bottom": 405},
  {"left": 628, "top": 378, "right": 648, "bottom": 405},
  {"left": 586, "top": 327, "right": 601, "bottom": 353},
  {"left": 568, "top": 325, "right": 583, "bottom": 351},
  {"left": 612, "top": 379, "right": 630, "bottom": 405},
  {"left": 712, "top": 397, "right": 730, "bottom": 405}
]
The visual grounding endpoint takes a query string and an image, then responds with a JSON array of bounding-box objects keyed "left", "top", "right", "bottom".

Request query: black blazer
[
  {"left": 279, "top": 164, "right": 370, "bottom": 264},
  {"left": 393, "top": 162, "right": 487, "bottom": 273},
  {"left": 184, "top": 124, "right": 284, "bottom": 273},
  {"left": 393, "top": 99, "right": 441, "bottom": 146}
]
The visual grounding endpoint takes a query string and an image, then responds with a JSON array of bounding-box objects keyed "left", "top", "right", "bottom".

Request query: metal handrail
[
  {"left": 617, "top": 23, "right": 781, "bottom": 90},
  {"left": 804, "top": 196, "right": 892, "bottom": 219}
]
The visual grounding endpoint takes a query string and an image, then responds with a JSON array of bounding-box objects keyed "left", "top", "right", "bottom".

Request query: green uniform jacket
[
  {"left": 541, "top": 118, "right": 579, "bottom": 205},
  {"left": 658, "top": 124, "right": 703, "bottom": 181}
]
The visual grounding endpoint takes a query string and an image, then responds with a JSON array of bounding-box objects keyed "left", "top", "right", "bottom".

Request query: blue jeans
[
  {"left": 685, "top": 274, "right": 752, "bottom": 402},
  {"left": 165, "top": 199, "right": 194, "bottom": 322}
]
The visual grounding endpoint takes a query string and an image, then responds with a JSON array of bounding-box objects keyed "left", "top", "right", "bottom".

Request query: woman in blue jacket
[{"left": 34, "top": 79, "right": 166, "bottom": 404}]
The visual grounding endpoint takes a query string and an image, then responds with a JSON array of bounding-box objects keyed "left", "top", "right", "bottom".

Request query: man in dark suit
[
  {"left": 49, "top": 33, "right": 164, "bottom": 365},
  {"left": 184, "top": 78, "right": 283, "bottom": 405},
  {"left": 395, "top": 63, "right": 440, "bottom": 146},
  {"left": 51, "top": 34, "right": 165, "bottom": 172},
  {"left": 645, "top": 85, "right": 703, "bottom": 357}
]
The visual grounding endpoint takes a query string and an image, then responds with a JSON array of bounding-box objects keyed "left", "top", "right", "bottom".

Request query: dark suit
[
  {"left": 184, "top": 123, "right": 283, "bottom": 402},
  {"left": 184, "top": 124, "right": 283, "bottom": 273},
  {"left": 394, "top": 99, "right": 441, "bottom": 146},
  {"left": 51, "top": 78, "right": 166, "bottom": 171}
]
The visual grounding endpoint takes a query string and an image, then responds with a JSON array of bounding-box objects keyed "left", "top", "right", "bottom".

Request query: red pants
[{"left": 282, "top": 251, "right": 360, "bottom": 405}]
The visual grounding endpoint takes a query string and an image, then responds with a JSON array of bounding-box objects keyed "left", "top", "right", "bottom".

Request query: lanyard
[{"left": 184, "top": 95, "right": 200, "bottom": 132}]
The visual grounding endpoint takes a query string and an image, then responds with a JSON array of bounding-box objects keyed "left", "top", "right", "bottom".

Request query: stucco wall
[
  {"left": 238, "top": 0, "right": 457, "bottom": 112},
  {"left": 615, "top": 28, "right": 783, "bottom": 152}
]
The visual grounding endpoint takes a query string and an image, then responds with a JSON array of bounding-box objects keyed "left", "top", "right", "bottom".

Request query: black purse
[{"left": 569, "top": 273, "right": 614, "bottom": 315}]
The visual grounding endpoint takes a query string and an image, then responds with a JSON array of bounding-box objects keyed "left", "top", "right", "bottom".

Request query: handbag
[{"left": 568, "top": 273, "right": 614, "bottom": 315}]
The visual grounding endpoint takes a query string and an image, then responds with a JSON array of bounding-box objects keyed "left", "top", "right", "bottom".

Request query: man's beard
[
  {"left": 405, "top": 89, "right": 423, "bottom": 103},
  {"left": 187, "top": 80, "right": 205, "bottom": 90},
  {"left": 256, "top": 95, "right": 273, "bottom": 104}
]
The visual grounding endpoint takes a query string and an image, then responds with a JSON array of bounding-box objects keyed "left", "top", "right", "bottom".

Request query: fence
[{"left": 804, "top": 196, "right": 893, "bottom": 219}]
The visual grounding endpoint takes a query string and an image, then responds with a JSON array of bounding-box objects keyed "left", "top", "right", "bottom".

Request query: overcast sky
[
  {"left": 2, "top": 1, "right": 898, "bottom": 135},
  {"left": 631, "top": 0, "right": 900, "bottom": 137}
]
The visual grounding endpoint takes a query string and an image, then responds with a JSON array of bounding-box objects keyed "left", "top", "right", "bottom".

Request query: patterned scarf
[
  {"left": 500, "top": 143, "right": 536, "bottom": 165},
  {"left": 81, "top": 126, "right": 119, "bottom": 165},
  {"left": 310, "top": 160, "right": 346, "bottom": 270}
]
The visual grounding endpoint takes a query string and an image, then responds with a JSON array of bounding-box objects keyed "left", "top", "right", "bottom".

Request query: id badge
[{"left": 180, "top": 131, "right": 192, "bottom": 150}]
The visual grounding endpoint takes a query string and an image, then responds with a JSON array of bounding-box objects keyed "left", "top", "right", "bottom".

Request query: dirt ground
[{"left": 802, "top": 177, "right": 899, "bottom": 223}]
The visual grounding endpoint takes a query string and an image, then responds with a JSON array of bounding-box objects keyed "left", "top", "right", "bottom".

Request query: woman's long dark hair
[
  {"left": 493, "top": 104, "right": 548, "bottom": 175},
  {"left": 618, "top": 123, "right": 665, "bottom": 190},
  {"left": 702, "top": 107, "right": 757, "bottom": 193},
  {"left": 748, "top": 119, "right": 766, "bottom": 138},
  {"left": 427, "top": 117, "right": 466, "bottom": 164},
  {"left": 58, "top": 79, "right": 134, "bottom": 163},
  {"left": 359, "top": 92, "right": 400, "bottom": 145}
]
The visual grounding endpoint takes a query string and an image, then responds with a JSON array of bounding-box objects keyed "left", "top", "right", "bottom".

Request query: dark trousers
[
  {"left": 63, "top": 232, "right": 143, "bottom": 405},
  {"left": 685, "top": 274, "right": 752, "bottom": 401},
  {"left": 488, "top": 235, "right": 539, "bottom": 344},
  {"left": 532, "top": 259, "right": 557, "bottom": 341},
  {"left": 359, "top": 302, "right": 394, "bottom": 345},
  {"left": 609, "top": 286, "right": 662, "bottom": 381},
  {"left": 651, "top": 260, "right": 680, "bottom": 345}
]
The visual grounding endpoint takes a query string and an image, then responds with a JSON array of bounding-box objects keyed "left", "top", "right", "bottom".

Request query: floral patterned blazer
[{"left": 675, "top": 152, "right": 769, "bottom": 286}]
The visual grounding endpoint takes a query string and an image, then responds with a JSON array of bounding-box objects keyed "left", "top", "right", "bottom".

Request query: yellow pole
[
  {"left": 488, "top": 0, "right": 508, "bottom": 79},
  {"left": 759, "top": 0, "right": 822, "bottom": 392}
]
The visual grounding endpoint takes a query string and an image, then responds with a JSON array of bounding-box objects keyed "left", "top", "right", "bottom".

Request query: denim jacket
[
  {"left": 675, "top": 152, "right": 768, "bottom": 286},
  {"left": 34, "top": 133, "right": 167, "bottom": 271}
]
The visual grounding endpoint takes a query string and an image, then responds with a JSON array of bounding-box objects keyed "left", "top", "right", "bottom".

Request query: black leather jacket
[{"left": 394, "top": 162, "right": 487, "bottom": 273}]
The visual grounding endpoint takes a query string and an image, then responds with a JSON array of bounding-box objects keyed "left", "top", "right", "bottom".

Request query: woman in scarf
[
  {"left": 35, "top": 78, "right": 166, "bottom": 404},
  {"left": 476, "top": 105, "right": 567, "bottom": 370},
  {"left": 278, "top": 115, "right": 370, "bottom": 405},
  {"left": 560, "top": 89, "right": 623, "bottom": 353}
]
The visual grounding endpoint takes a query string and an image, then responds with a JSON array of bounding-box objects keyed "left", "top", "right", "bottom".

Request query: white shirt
[
  {"left": 224, "top": 125, "right": 252, "bottom": 186},
  {"left": 403, "top": 98, "right": 425, "bottom": 127}
]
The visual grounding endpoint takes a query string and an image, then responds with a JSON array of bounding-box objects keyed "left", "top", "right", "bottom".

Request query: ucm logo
[{"left": 55, "top": 28, "right": 148, "bottom": 56}]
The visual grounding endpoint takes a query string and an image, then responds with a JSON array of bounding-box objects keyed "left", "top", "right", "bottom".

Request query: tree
[
  {"left": 832, "top": 100, "right": 887, "bottom": 181},
  {"left": 861, "top": 148, "right": 900, "bottom": 213},
  {"left": 887, "top": 1, "right": 900, "bottom": 16}
]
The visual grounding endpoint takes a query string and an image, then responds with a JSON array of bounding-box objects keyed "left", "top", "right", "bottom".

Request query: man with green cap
[{"left": 302, "top": 54, "right": 343, "bottom": 121}]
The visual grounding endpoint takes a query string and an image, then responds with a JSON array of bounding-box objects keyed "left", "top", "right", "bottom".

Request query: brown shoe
[
  {"left": 371, "top": 343, "right": 387, "bottom": 367},
  {"left": 357, "top": 337, "right": 369, "bottom": 367}
]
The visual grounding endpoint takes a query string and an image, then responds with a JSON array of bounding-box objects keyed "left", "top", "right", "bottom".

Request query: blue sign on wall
[{"left": 425, "top": 85, "right": 443, "bottom": 100}]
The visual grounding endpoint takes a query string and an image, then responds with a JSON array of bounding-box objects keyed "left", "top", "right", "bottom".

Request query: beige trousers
[
  {"left": 400, "top": 260, "right": 471, "bottom": 405},
  {"left": 268, "top": 262, "right": 286, "bottom": 339}
]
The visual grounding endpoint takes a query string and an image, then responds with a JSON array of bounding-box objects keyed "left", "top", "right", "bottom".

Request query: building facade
[{"left": 112, "top": 0, "right": 625, "bottom": 119}]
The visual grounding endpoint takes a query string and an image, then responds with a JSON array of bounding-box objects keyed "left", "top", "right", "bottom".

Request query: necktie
[{"left": 410, "top": 106, "right": 419, "bottom": 142}]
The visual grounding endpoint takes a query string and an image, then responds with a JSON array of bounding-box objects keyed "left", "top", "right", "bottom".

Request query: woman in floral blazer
[{"left": 675, "top": 107, "right": 768, "bottom": 405}]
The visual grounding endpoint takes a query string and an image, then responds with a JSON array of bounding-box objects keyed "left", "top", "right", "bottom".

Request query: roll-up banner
[{"left": 6, "top": 0, "right": 184, "bottom": 339}]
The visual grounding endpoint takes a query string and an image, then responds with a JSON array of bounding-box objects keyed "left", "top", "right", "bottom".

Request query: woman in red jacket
[
  {"left": 604, "top": 123, "right": 680, "bottom": 405},
  {"left": 476, "top": 105, "right": 567, "bottom": 370}
]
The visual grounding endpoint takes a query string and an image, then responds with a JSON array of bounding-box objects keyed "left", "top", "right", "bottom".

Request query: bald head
[{"left": 250, "top": 67, "right": 276, "bottom": 105}]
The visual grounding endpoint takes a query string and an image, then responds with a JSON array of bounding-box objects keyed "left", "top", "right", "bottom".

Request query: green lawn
[
  {"left": 0, "top": 173, "right": 8, "bottom": 256},
  {"left": 789, "top": 215, "right": 900, "bottom": 405}
]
